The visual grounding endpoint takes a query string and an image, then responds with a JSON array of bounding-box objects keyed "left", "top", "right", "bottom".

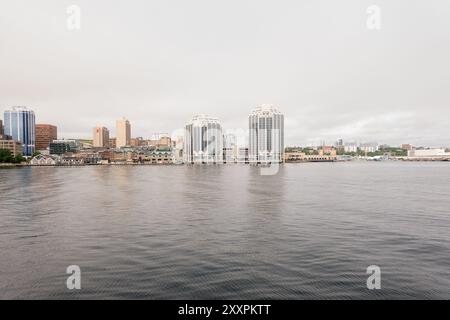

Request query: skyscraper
[
  {"left": 184, "top": 115, "right": 223, "bottom": 164},
  {"left": 93, "top": 126, "right": 110, "bottom": 148},
  {"left": 116, "top": 117, "right": 131, "bottom": 148},
  {"left": 0, "top": 119, "right": 4, "bottom": 139},
  {"left": 248, "top": 105, "right": 284, "bottom": 164},
  {"left": 3, "top": 107, "right": 36, "bottom": 156},
  {"left": 36, "top": 124, "right": 58, "bottom": 151}
]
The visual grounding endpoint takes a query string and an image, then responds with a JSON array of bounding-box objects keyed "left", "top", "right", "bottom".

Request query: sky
[{"left": 1, "top": 0, "right": 449, "bottom": 147}]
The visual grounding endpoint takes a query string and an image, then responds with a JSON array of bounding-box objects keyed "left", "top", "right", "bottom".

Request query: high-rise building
[
  {"left": 0, "top": 119, "right": 3, "bottom": 139},
  {"left": 116, "top": 117, "right": 131, "bottom": 148},
  {"left": 93, "top": 126, "right": 110, "bottom": 148},
  {"left": 3, "top": 107, "right": 36, "bottom": 156},
  {"left": 184, "top": 115, "right": 223, "bottom": 164},
  {"left": 248, "top": 105, "right": 284, "bottom": 164},
  {"left": 36, "top": 124, "right": 57, "bottom": 151}
]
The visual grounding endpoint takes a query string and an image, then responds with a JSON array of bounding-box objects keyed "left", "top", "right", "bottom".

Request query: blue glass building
[{"left": 3, "top": 107, "right": 36, "bottom": 156}]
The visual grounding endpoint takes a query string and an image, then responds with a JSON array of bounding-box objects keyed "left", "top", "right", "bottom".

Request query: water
[{"left": 0, "top": 162, "right": 449, "bottom": 299}]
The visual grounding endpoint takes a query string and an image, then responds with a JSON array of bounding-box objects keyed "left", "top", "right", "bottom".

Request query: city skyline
[{"left": 1, "top": 105, "right": 450, "bottom": 150}]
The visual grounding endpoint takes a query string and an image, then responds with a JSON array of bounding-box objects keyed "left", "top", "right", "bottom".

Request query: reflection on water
[{"left": 0, "top": 162, "right": 450, "bottom": 299}]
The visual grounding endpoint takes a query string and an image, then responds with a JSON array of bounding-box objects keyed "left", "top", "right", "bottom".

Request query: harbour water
[{"left": 0, "top": 162, "right": 449, "bottom": 299}]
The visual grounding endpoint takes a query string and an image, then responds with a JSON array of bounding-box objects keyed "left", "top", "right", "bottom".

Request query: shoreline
[{"left": 2, "top": 159, "right": 450, "bottom": 168}]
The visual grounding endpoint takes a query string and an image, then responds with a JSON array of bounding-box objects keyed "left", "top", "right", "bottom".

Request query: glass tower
[{"left": 3, "top": 106, "right": 36, "bottom": 156}]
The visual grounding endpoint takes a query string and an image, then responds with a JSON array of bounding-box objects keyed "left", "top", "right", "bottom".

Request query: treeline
[{"left": 0, "top": 149, "right": 25, "bottom": 163}]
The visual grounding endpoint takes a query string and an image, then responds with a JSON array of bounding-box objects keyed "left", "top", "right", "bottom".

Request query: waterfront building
[
  {"left": 116, "top": 117, "right": 131, "bottom": 148},
  {"left": 184, "top": 115, "right": 224, "bottom": 164},
  {"left": 93, "top": 126, "right": 110, "bottom": 148},
  {"left": 49, "top": 139, "right": 78, "bottom": 155},
  {"left": 30, "top": 154, "right": 58, "bottom": 166},
  {"left": 237, "top": 147, "right": 249, "bottom": 163},
  {"left": 408, "top": 148, "right": 450, "bottom": 157},
  {"left": 134, "top": 147, "right": 174, "bottom": 164},
  {"left": 344, "top": 142, "right": 358, "bottom": 153},
  {"left": 36, "top": 124, "right": 57, "bottom": 151},
  {"left": 3, "top": 107, "right": 36, "bottom": 156},
  {"left": 0, "top": 139, "right": 23, "bottom": 156},
  {"left": 109, "top": 138, "right": 117, "bottom": 148},
  {"left": 248, "top": 105, "right": 284, "bottom": 164},
  {"left": 360, "top": 142, "right": 379, "bottom": 154}
]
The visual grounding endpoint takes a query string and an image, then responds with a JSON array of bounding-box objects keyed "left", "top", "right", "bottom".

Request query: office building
[
  {"left": 184, "top": 115, "right": 223, "bottom": 164},
  {"left": 49, "top": 139, "right": 78, "bottom": 155},
  {"left": 116, "top": 118, "right": 131, "bottom": 148},
  {"left": 36, "top": 124, "right": 57, "bottom": 151},
  {"left": 93, "top": 126, "right": 110, "bottom": 148},
  {"left": 3, "top": 107, "right": 36, "bottom": 156},
  {"left": 0, "top": 119, "right": 3, "bottom": 139},
  {"left": 0, "top": 139, "right": 23, "bottom": 156},
  {"left": 248, "top": 105, "right": 284, "bottom": 164}
]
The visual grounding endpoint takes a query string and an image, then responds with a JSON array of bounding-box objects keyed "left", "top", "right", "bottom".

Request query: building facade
[
  {"left": 0, "top": 139, "right": 23, "bottom": 156},
  {"left": 3, "top": 107, "right": 36, "bottom": 156},
  {"left": 248, "top": 105, "right": 284, "bottom": 164},
  {"left": 93, "top": 126, "right": 110, "bottom": 148},
  {"left": 109, "top": 138, "right": 117, "bottom": 148},
  {"left": 408, "top": 148, "right": 450, "bottom": 157},
  {"left": 36, "top": 124, "right": 57, "bottom": 151},
  {"left": 184, "top": 115, "right": 223, "bottom": 164},
  {"left": 49, "top": 139, "right": 78, "bottom": 155},
  {"left": 0, "top": 119, "right": 3, "bottom": 139},
  {"left": 116, "top": 118, "right": 131, "bottom": 148}
]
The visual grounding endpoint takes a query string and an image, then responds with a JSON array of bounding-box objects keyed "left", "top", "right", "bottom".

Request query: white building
[
  {"left": 184, "top": 115, "right": 224, "bottom": 164},
  {"left": 344, "top": 142, "right": 358, "bottom": 153},
  {"left": 408, "top": 148, "right": 450, "bottom": 157},
  {"left": 30, "top": 154, "right": 58, "bottom": 166},
  {"left": 360, "top": 142, "right": 379, "bottom": 153},
  {"left": 116, "top": 117, "right": 131, "bottom": 148},
  {"left": 248, "top": 105, "right": 284, "bottom": 164}
]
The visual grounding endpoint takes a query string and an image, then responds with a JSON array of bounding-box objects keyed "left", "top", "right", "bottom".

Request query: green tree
[
  {"left": 32, "top": 151, "right": 41, "bottom": 158},
  {"left": 14, "top": 154, "right": 25, "bottom": 163},
  {"left": 0, "top": 149, "right": 14, "bottom": 163}
]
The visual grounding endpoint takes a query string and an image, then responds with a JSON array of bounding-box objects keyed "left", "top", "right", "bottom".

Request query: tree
[
  {"left": 0, "top": 149, "right": 14, "bottom": 163},
  {"left": 32, "top": 151, "right": 41, "bottom": 158},
  {"left": 0, "top": 149, "right": 25, "bottom": 163},
  {"left": 14, "top": 154, "right": 25, "bottom": 163}
]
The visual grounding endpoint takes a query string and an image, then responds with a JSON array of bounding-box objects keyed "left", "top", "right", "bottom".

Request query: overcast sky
[{"left": 1, "top": 0, "right": 449, "bottom": 146}]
